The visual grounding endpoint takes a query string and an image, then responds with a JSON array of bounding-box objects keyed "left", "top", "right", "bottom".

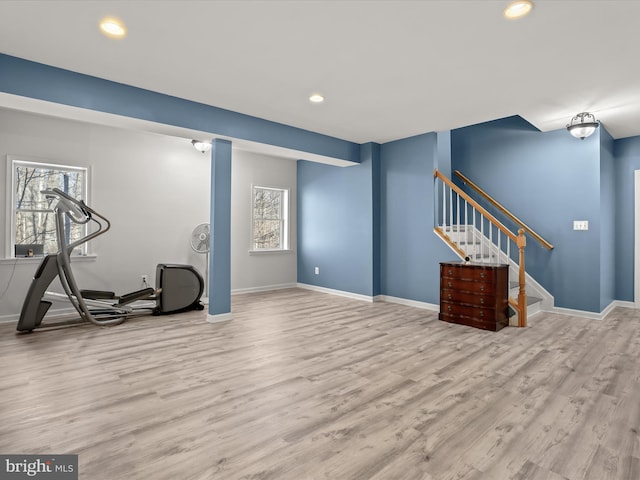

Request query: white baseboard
[
  {"left": 375, "top": 295, "right": 439, "bottom": 311},
  {"left": 295, "top": 285, "right": 640, "bottom": 322},
  {"left": 207, "top": 312, "right": 233, "bottom": 323},
  {"left": 549, "top": 299, "right": 637, "bottom": 320},
  {"left": 231, "top": 283, "right": 298, "bottom": 295},
  {"left": 296, "top": 283, "right": 374, "bottom": 302},
  {"left": 550, "top": 306, "right": 607, "bottom": 320},
  {"left": 611, "top": 300, "right": 637, "bottom": 310},
  {"left": 295, "top": 286, "right": 439, "bottom": 311},
  {"left": 0, "top": 314, "right": 16, "bottom": 324}
]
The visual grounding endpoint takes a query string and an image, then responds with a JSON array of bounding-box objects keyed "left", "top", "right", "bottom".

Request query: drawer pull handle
[
  {"left": 480, "top": 272, "right": 485, "bottom": 278},
  {"left": 479, "top": 311, "right": 484, "bottom": 317},
  {"left": 448, "top": 282, "right": 452, "bottom": 287},
  {"left": 480, "top": 286, "right": 485, "bottom": 291},
  {"left": 480, "top": 298, "right": 484, "bottom": 304},
  {"left": 448, "top": 294, "right": 452, "bottom": 299},
  {"left": 447, "top": 306, "right": 452, "bottom": 311},
  {"left": 448, "top": 270, "right": 453, "bottom": 275}
]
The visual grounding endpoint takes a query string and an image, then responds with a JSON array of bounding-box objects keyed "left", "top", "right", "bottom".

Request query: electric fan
[{"left": 190, "top": 223, "right": 210, "bottom": 302}]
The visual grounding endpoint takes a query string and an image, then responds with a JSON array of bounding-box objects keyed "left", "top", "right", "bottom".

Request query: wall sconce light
[
  {"left": 566, "top": 112, "right": 600, "bottom": 140},
  {"left": 191, "top": 140, "right": 212, "bottom": 153}
]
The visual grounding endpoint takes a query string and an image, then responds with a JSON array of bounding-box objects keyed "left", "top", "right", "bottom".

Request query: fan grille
[{"left": 190, "top": 223, "right": 210, "bottom": 254}]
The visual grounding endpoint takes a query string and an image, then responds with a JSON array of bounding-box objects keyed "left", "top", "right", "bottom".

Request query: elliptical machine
[{"left": 16, "top": 188, "right": 204, "bottom": 333}]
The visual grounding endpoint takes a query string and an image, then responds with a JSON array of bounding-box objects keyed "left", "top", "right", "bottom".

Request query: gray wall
[
  {"left": 231, "top": 150, "right": 297, "bottom": 292},
  {"left": 0, "top": 108, "right": 211, "bottom": 321}
]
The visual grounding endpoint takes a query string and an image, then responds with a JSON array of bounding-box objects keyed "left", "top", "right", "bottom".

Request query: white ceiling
[{"left": 1, "top": 0, "right": 639, "bottom": 144}]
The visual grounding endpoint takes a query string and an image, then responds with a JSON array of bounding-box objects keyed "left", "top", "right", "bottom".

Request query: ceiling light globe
[
  {"left": 191, "top": 140, "right": 212, "bottom": 153},
  {"left": 309, "top": 94, "right": 324, "bottom": 104},
  {"left": 568, "top": 124, "right": 598, "bottom": 140}
]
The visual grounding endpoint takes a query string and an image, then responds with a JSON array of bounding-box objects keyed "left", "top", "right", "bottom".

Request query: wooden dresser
[{"left": 439, "top": 261, "right": 509, "bottom": 331}]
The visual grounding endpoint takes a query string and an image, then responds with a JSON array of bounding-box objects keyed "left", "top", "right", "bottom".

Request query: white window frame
[
  {"left": 250, "top": 185, "right": 290, "bottom": 253},
  {"left": 5, "top": 156, "right": 90, "bottom": 259}
]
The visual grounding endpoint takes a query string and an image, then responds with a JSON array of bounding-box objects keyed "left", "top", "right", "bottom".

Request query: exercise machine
[
  {"left": 17, "top": 188, "right": 204, "bottom": 333},
  {"left": 17, "top": 188, "right": 204, "bottom": 332}
]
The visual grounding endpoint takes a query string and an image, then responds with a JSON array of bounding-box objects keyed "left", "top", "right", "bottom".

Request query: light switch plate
[{"left": 573, "top": 220, "right": 589, "bottom": 231}]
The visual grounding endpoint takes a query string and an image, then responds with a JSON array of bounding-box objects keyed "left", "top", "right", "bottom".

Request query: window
[
  {"left": 251, "top": 186, "right": 289, "bottom": 251},
  {"left": 8, "top": 157, "right": 88, "bottom": 257}
]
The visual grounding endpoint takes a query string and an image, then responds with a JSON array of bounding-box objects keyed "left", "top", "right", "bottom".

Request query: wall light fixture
[{"left": 192, "top": 140, "right": 212, "bottom": 153}]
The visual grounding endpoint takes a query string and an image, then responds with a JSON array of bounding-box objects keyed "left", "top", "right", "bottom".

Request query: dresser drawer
[
  {"left": 441, "top": 288, "right": 495, "bottom": 307},
  {"left": 440, "top": 300, "right": 496, "bottom": 320},
  {"left": 441, "top": 265, "right": 496, "bottom": 282},
  {"left": 441, "top": 277, "right": 493, "bottom": 294}
]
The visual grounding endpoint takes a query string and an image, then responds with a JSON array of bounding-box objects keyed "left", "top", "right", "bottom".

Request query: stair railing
[
  {"left": 454, "top": 170, "right": 553, "bottom": 250},
  {"left": 434, "top": 169, "right": 527, "bottom": 327}
]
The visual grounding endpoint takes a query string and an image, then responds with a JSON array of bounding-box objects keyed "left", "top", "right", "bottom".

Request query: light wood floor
[{"left": 1, "top": 288, "right": 639, "bottom": 480}]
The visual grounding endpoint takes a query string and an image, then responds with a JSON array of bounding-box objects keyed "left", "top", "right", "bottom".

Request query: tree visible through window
[
  {"left": 252, "top": 186, "right": 288, "bottom": 250},
  {"left": 10, "top": 159, "right": 87, "bottom": 256}
]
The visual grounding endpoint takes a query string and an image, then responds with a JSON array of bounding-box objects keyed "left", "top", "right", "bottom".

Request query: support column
[
  {"left": 361, "top": 142, "right": 381, "bottom": 297},
  {"left": 208, "top": 138, "right": 232, "bottom": 322},
  {"left": 436, "top": 130, "right": 452, "bottom": 178}
]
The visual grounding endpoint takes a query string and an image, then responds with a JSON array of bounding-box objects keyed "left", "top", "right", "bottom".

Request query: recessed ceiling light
[
  {"left": 99, "top": 17, "right": 127, "bottom": 38},
  {"left": 309, "top": 94, "right": 325, "bottom": 104},
  {"left": 504, "top": 0, "right": 533, "bottom": 19}
]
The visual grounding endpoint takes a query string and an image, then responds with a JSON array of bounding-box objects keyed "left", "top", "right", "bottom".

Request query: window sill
[
  {"left": 248, "top": 249, "right": 294, "bottom": 256},
  {"left": 0, "top": 254, "right": 97, "bottom": 265}
]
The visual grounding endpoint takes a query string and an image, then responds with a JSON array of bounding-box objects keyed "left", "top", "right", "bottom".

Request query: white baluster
[
  {"left": 449, "top": 185, "right": 453, "bottom": 236},
  {"left": 464, "top": 198, "right": 468, "bottom": 251},
  {"left": 456, "top": 192, "right": 460, "bottom": 245},
  {"left": 442, "top": 180, "right": 446, "bottom": 232},
  {"left": 472, "top": 206, "right": 477, "bottom": 261},
  {"left": 490, "top": 225, "right": 495, "bottom": 263},
  {"left": 480, "top": 214, "right": 485, "bottom": 262}
]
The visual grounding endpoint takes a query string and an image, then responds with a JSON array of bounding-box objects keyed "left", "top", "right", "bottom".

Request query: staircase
[
  {"left": 434, "top": 170, "right": 553, "bottom": 326},
  {"left": 441, "top": 224, "right": 543, "bottom": 323}
]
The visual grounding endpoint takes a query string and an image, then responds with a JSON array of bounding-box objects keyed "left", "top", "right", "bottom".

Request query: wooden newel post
[{"left": 517, "top": 228, "right": 527, "bottom": 327}]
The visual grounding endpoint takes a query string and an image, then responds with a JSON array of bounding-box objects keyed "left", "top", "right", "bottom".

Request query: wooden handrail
[
  {"left": 454, "top": 170, "right": 554, "bottom": 250},
  {"left": 434, "top": 170, "right": 518, "bottom": 243}
]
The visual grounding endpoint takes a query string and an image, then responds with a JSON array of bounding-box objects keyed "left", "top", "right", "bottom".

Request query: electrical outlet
[{"left": 314, "top": 267, "right": 320, "bottom": 275}]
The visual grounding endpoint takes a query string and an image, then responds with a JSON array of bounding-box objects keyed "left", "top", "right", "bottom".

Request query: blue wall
[
  {"left": 296, "top": 115, "right": 640, "bottom": 313},
  {"left": 599, "top": 128, "right": 616, "bottom": 311},
  {"left": 380, "top": 133, "right": 456, "bottom": 303},
  {"left": 614, "top": 136, "right": 640, "bottom": 302},
  {"left": 451, "top": 116, "right": 603, "bottom": 311},
  {"left": 297, "top": 133, "right": 454, "bottom": 304},
  {"left": 297, "top": 145, "right": 377, "bottom": 296}
]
